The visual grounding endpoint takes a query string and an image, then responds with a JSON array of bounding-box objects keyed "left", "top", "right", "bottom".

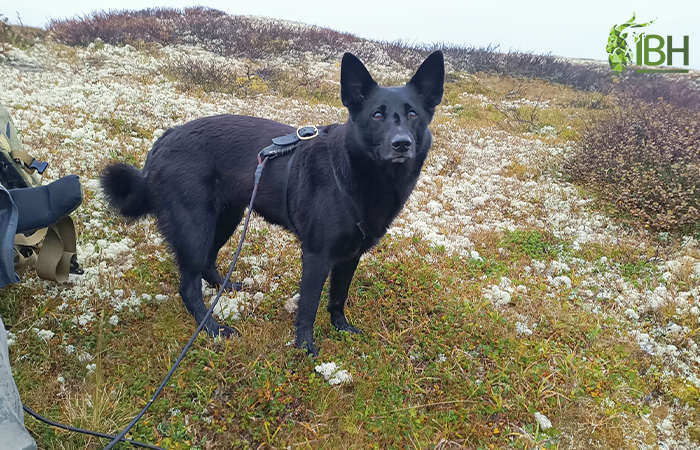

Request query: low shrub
[
  {"left": 565, "top": 98, "right": 700, "bottom": 230},
  {"left": 614, "top": 72, "right": 700, "bottom": 111},
  {"left": 442, "top": 44, "right": 611, "bottom": 92},
  {"left": 163, "top": 57, "right": 241, "bottom": 95},
  {"left": 49, "top": 7, "right": 359, "bottom": 60},
  {"left": 1, "top": 15, "right": 45, "bottom": 56}
]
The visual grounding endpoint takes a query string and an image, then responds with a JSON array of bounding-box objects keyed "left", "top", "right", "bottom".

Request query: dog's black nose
[{"left": 391, "top": 135, "right": 412, "bottom": 152}]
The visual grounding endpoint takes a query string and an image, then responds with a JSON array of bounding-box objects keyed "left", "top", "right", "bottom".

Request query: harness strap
[
  {"left": 14, "top": 247, "right": 38, "bottom": 272},
  {"left": 35, "top": 216, "right": 77, "bottom": 283},
  {"left": 0, "top": 133, "right": 11, "bottom": 152},
  {"left": 328, "top": 156, "right": 367, "bottom": 240},
  {"left": 259, "top": 126, "right": 322, "bottom": 234},
  {"left": 258, "top": 126, "right": 320, "bottom": 161},
  {"left": 10, "top": 150, "right": 48, "bottom": 175},
  {"left": 257, "top": 125, "right": 367, "bottom": 239},
  {"left": 267, "top": 126, "right": 366, "bottom": 240},
  {"left": 282, "top": 154, "right": 296, "bottom": 233},
  {"left": 13, "top": 219, "right": 78, "bottom": 283},
  {"left": 14, "top": 227, "right": 48, "bottom": 247},
  {"left": 11, "top": 150, "right": 34, "bottom": 167},
  {"left": 14, "top": 229, "right": 47, "bottom": 273}
]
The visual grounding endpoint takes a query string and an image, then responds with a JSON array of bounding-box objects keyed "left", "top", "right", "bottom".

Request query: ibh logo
[{"left": 606, "top": 13, "right": 690, "bottom": 74}]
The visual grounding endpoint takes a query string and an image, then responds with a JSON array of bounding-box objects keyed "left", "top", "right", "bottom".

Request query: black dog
[{"left": 101, "top": 51, "right": 444, "bottom": 356}]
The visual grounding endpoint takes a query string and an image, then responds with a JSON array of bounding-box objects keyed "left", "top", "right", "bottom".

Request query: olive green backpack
[{"left": 0, "top": 106, "right": 82, "bottom": 282}]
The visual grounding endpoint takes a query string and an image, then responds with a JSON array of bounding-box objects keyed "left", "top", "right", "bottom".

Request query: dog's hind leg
[
  {"left": 203, "top": 207, "right": 245, "bottom": 291},
  {"left": 164, "top": 203, "right": 239, "bottom": 338},
  {"left": 178, "top": 269, "right": 238, "bottom": 337},
  {"left": 327, "top": 256, "right": 362, "bottom": 335}
]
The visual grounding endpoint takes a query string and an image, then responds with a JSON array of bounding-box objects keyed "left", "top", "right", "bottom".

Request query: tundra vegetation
[{"left": 1, "top": 7, "right": 700, "bottom": 449}]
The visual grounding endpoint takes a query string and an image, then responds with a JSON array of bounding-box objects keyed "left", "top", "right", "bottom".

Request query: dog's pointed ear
[
  {"left": 341, "top": 52, "right": 378, "bottom": 113},
  {"left": 407, "top": 51, "right": 445, "bottom": 108}
]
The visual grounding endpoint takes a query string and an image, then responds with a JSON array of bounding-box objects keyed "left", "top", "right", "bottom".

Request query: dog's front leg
[
  {"left": 328, "top": 256, "right": 362, "bottom": 334},
  {"left": 295, "top": 250, "right": 332, "bottom": 357}
]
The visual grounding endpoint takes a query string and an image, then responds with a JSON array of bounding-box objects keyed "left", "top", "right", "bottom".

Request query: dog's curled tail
[{"left": 100, "top": 163, "right": 152, "bottom": 218}]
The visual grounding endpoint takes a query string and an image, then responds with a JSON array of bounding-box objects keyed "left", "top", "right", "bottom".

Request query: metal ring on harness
[{"left": 297, "top": 125, "right": 319, "bottom": 140}]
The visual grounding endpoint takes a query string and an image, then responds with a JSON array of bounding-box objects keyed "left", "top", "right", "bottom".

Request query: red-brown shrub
[{"left": 565, "top": 98, "right": 700, "bottom": 230}]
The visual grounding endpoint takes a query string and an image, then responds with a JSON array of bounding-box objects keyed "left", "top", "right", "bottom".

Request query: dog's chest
[{"left": 329, "top": 230, "right": 381, "bottom": 260}]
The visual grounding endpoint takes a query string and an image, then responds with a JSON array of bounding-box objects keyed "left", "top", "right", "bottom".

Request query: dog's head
[{"left": 341, "top": 50, "right": 444, "bottom": 163}]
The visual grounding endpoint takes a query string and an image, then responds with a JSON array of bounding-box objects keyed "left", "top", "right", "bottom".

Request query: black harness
[{"left": 258, "top": 126, "right": 367, "bottom": 240}]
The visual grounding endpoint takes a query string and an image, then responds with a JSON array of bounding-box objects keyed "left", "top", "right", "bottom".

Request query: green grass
[
  {"left": 99, "top": 116, "right": 153, "bottom": 141},
  {"left": 4, "top": 236, "right": 660, "bottom": 449},
  {"left": 500, "top": 229, "right": 570, "bottom": 261}
]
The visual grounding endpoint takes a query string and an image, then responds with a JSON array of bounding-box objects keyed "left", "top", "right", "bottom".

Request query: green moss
[{"left": 500, "top": 229, "right": 570, "bottom": 260}]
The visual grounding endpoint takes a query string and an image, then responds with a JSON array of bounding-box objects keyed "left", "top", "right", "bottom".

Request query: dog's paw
[
  {"left": 203, "top": 321, "right": 240, "bottom": 339},
  {"left": 207, "top": 279, "right": 242, "bottom": 292},
  {"left": 331, "top": 315, "right": 362, "bottom": 335},
  {"left": 295, "top": 332, "right": 319, "bottom": 357},
  {"left": 221, "top": 280, "right": 243, "bottom": 292},
  {"left": 338, "top": 323, "right": 362, "bottom": 334},
  {"left": 300, "top": 341, "right": 319, "bottom": 358},
  {"left": 217, "top": 324, "right": 241, "bottom": 339}
]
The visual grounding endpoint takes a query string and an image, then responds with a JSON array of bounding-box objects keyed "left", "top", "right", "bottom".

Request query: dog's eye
[
  {"left": 408, "top": 110, "right": 418, "bottom": 119},
  {"left": 372, "top": 111, "right": 383, "bottom": 121}
]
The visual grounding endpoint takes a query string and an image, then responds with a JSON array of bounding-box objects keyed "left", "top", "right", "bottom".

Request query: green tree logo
[{"left": 606, "top": 13, "right": 655, "bottom": 73}]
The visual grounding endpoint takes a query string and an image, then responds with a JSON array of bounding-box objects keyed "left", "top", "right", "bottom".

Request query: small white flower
[
  {"left": 77, "top": 313, "right": 94, "bottom": 326},
  {"left": 667, "top": 323, "right": 682, "bottom": 334},
  {"left": 549, "top": 261, "right": 570, "bottom": 275},
  {"left": 637, "top": 333, "right": 655, "bottom": 355},
  {"left": 213, "top": 291, "right": 250, "bottom": 321},
  {"left": 86, "top": 363, "right": 97, "bottom": 374},
  {"left": 534, "top": 412, "right": 552, "bottom": 430},
  {"left": 624, "top": 309, "right": 639, "bottom": 321},
  {"left": 315, "top": 362, "right": 353, "bottom": 385},
  {"left": 328, "top": 370, "right": 353, "bottom": 385},
  {"left": 285, "top": 293, "right": 300, "bottom": 314},
  {"left": 425, "top": 200, "right": 442, "bottom": 214},
  {"left": 515, "top": 321, "right": 533, "bottom": 337},
  {"left": 484, "top": 283, "right": 511, "bottom": 307},
  {"left": 551, "top": 276, "right": 572, "bottom": 289},
  {"left": 109, "top": 315, "right": 119, "bottom": 326},
  {"left": 35, "top": 329, "right": 55, "bottom": 341},
  {"left": 315, "top": 362, "right": 338, "bottom": 379}
]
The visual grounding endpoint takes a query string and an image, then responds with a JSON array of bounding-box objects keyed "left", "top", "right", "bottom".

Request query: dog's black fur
[{"left": 101, "top": 51, "right": 444, "bottom": 356}]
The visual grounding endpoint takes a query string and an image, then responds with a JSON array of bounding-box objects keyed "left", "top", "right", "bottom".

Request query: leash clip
[{"left": 297, "top": 125, "right": 319, "bottom": 141}]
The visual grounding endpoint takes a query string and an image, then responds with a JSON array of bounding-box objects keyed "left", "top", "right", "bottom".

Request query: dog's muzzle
[{"left": 386, "top": 133, "right": 414, "bottom": 163}]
